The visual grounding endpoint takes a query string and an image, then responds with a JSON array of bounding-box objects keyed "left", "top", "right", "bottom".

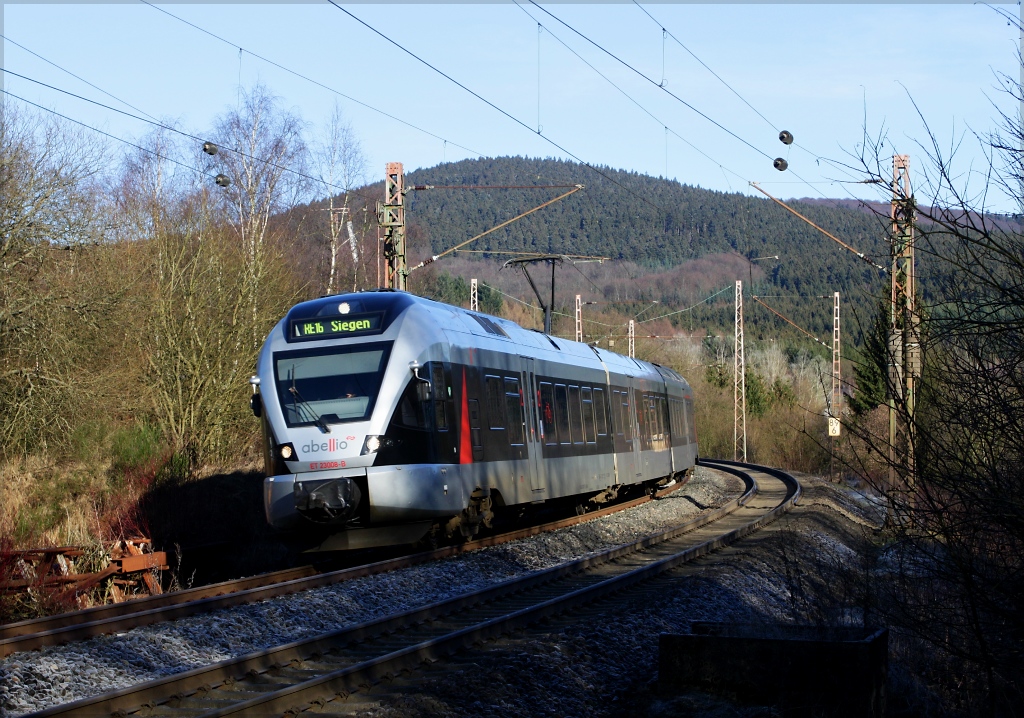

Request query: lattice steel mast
[
  {"left": 734, "top": 280, "right": 747, "bottom": 461},
  {"left": 830, "top": 291, "right": 842, "bottom": 427},
  {"left": 889, "top": 155, "right": 919, "bottom": 490},
  {"left": 377, "top": 162, "right": 407, "bottom": 290}
]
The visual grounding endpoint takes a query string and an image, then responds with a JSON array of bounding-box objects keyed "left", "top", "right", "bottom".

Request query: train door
[{"left": 519, "top": 356, "right": 547, "bottom": 497}]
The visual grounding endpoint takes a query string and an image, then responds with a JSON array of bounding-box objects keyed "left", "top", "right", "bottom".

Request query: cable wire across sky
[
  {"left": 327, "top": 1, "right": 676, "bottom": 217},
  {"left": 139, "top": 0, "right": 483, "bottom": 160},
  {"left": 0, "top": 65, "right": 369, "bottom": 199},
  {"left": 2, "top": 2, "right": 1012, "bottom": 220}
]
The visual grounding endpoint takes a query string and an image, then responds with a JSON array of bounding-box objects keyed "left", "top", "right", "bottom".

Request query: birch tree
[
  {"left": 314, "top": 104, "right": 366, "bottom": 294},
  {"left": 212, "top": 85, "right": 307, "bottom": 346}
]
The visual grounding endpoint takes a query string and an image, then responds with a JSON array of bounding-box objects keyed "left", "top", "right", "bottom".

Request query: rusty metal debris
[{"left": 0, "top": 538, "right": 167, "bottom": 606}]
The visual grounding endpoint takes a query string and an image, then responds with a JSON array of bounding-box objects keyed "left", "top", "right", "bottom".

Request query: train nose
[{"left": 294, "top": 477, "right": 362, "bottom": 524}]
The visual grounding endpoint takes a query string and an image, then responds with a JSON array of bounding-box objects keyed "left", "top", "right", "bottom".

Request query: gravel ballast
[
  {"left": 0, "top": 467, "right": 738, "bottom": 717},
  {"left": 302, "top": 473, "right": 886, "bottom": 718}
]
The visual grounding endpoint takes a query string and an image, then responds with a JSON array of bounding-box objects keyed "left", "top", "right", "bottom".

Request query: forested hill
[
  {"left": 404, "top": 156, "right": 885, "bottom": 269},
  {"left": 403, "top": 157, "right": 890, "bottom": 340},
  {"left": 304, "top": 156, "right": 896, "bottom": 343}
]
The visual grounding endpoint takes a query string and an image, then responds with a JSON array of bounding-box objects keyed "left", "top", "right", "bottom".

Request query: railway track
[
  {"left": 24, "top": 460, "right": 798, "bottom": 718},
  {"left": 1, "top": 475, "right": 691, "bottom": 659}
]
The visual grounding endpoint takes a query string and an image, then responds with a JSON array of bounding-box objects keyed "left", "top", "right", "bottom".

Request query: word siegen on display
[{"left": 291, "top": 312, "right": 383, "bottom": 341}]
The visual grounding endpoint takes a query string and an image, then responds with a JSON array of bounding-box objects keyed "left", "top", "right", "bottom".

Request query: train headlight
[
  {"left": 279, "top": 443, "right": 295, "bottom": 460},
  {"left": 361, "top": 435, "right": 381, "bottom": 455}
]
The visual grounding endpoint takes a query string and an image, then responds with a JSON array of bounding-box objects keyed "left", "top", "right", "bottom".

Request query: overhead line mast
[
  {"left": 377, "top": 162, "right": 407, "bottom": 291},
  {"left": 734, "top": 280, "right": 747, "bottom": 462},
  {"left": 831, "top": 291, "right": 842, "bottom": 433},
  {"left": 889, "top": 155, "right": 919, "bottom": 495}
]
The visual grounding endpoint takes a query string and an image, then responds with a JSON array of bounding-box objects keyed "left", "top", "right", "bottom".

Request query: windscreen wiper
[{"left": 289, "top": 383, "right": 331, "bottom": 433}]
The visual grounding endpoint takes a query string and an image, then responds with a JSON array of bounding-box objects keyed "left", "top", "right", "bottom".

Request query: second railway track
[{"left": 23, "top": 460, "right": 798, "bottom": 718}]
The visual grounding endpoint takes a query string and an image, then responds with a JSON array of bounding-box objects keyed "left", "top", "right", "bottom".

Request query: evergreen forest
[{"left": 295, "top": 156, "right": 900, "bottom": 349}]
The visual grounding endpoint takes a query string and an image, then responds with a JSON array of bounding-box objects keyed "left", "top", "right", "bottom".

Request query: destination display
[{"left": 290, "top": 312, "right": 384, "bottom": 341}]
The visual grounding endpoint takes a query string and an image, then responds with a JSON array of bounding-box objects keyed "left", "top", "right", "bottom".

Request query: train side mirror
[
  {"left": 416, "top": 380, "right": 432, "bottom": 403},
  {"left": 249, "top": 375, "right": 262, "bottom": 417},
  {"left": 250, "top": 393, "right": 263, "bottom": 417},
  {"left": 410, "top": 361, "right": 432, "bottom": 403}
]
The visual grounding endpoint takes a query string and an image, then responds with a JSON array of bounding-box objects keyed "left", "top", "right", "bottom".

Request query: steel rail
[
  {"left": 1, "top": 476, "right": 689, "bottom": 658},
  {"left": 0, "top": 567, "right": 316, "bottom": 644},
  {"left": 26, "top": 462, "right": 796, "bottom": 718}
]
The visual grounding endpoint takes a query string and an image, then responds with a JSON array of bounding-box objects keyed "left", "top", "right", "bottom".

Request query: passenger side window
[
  {"left": 581, "top": 387, "right": 596, "bottom": 443},
  {"left": 485, "top": 375, "right": 505, "bottom": 430},
  {"left": 540, "top": 382, "right": 557, "bottom": 446},
  {"left": 505, "top": 377, "right": 524, "bottom": 445},
  {"left": 555, "top": 384, "right": 571, "bottom": 444},
  {"left": 568, "top": 385, "right": 584, "bottom": 444},
  {"left": 594, "top": 388, "right": 608, "bottom": 436}
]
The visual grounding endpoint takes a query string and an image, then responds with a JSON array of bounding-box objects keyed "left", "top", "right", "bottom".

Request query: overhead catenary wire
[
  {"left": 478, "top": 281, "right": 543, "bottom": 313},
  {"left": 512, "top": 0, "right": 753, "bottom": 309},
  {"left": 527, "top": 2, "right": 873, "bottom": 211},
  {"left": 551, "top": 311, "right": 623, "bottom": 328},
  {"left": 513, "top": 2, "right": 749, "bottom": 185},
  {"left": 630, "top": 3, "right": 875, "bottom": 190},
  {"left": 0, "top": 87, "right": 213, "bottom": 182},
  {"left": 631, "top": 2, "right": 778, "bottom": 133},
  {"left": 454, "top": 250, "right": 608, "bottom": 260},
  {"left": 138, "top": 0, "right": 482, "bottom": 159},
  {"left": 415, "top": 184, "right": 582, "bottom": 190},
  {"left": 408, "top": 185, "right": 585, "bottom": 272},
  {"left": 750, "top": 295, "right": 830, "bottom": 350},
  {"left": 1, "top": 33, "right": 161, "bottom": 123},
  {"left": 124, "top": 5, "right": 871, "bottom": 254},
  {"left": 0, "top": 66, "right": 372, "bottom": 200},
  {"left": 31, "top": 2, "right": 870, "bottom": 214},
  {"left": 527, "top": 1, "right": 773, "bottom": 162},
  {"left": 567, "top": 258, "right": 604, "bottom": 293},
  {"left": 750, "top": 181, "right": 888, "bottom": 273},
  {"left": 328, "top": 1, "right": 673, "bottom": 216},
  {"left": 638, "top": 285, "right": 733, "bottom": 323}
]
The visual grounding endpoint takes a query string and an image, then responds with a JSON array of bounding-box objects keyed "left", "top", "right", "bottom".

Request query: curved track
[
  {"left": 23, "top": 461, "right": 798, "bottom": 718},
  {"left": 1, "top": 476, "right": 690, "bottom": 658}
]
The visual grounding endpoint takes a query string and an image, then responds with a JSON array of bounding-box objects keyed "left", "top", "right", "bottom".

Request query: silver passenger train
[{"left": 250, "top": 290, "right": 698, "bottom": 550}]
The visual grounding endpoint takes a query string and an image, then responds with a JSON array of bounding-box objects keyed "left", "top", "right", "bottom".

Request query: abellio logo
[{"left": 302, "top": 438, "right": 348, "bottom": 453}]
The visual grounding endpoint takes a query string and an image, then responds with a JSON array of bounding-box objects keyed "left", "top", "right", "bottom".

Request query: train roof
[{"left": 284, "top": 290, "right": 690, "bottom": 391}]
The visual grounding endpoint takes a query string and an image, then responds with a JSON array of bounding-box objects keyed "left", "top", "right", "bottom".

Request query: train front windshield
[{"left": 273, "top": 342, "right": 392, "bottom": 427}]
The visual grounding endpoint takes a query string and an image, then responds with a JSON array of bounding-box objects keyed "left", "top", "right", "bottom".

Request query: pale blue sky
[{"left": 2, "top": 3, "right": 1019, "bottom": 209}]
